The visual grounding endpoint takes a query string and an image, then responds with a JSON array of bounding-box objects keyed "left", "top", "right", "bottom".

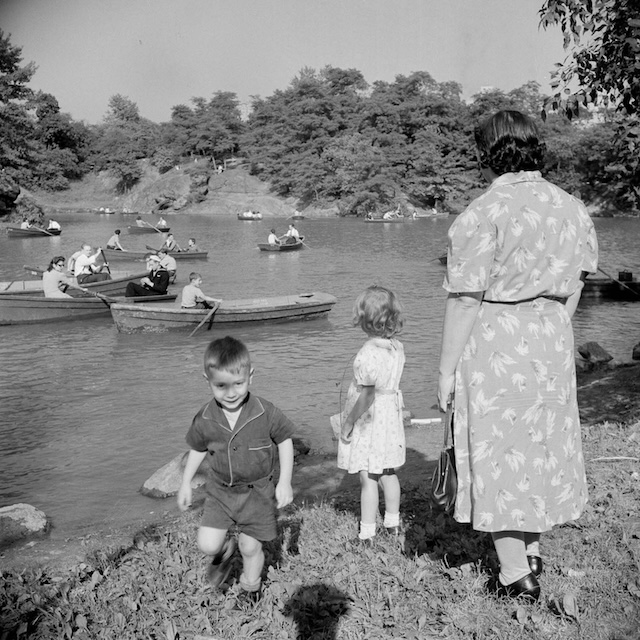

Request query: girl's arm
[
  {"left": 437, "top": 292, "right": 483, "bottom": 411},
  {"left": 177, "top": 449, "right": 207, "bottom": 511},
  {"left": 341, "top": 385, "right": 375, "bottom": 444}
]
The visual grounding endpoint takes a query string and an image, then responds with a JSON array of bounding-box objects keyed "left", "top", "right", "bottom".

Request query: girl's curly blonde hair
[{"left": 352, "top": 285, "right": 404, "bottom": 338}]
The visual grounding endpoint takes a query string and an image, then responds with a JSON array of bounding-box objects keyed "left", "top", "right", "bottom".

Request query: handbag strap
[{"left": 442, "top": 400, "right": 454, "bottom": 447}]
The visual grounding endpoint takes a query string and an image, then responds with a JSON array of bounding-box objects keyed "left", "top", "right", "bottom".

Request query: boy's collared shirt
[{"left": 186, "top": 392, "right": 294, "bottom": 487}]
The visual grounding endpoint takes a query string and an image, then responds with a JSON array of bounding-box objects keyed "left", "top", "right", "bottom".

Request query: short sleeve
[
  {"left": 266, "top": 404, "right": 296, "bottom": 444},
  {"left": 185, "top": 407, "right": 209, "bottom": 452},
  {"left": 580, "top": 215, "right": 598, "bottom": 275},
  {"left": 353, "top": 343, "right": 379, "bottom": 386},
  {"left": 443, "top": 205, "right": 496, "bottom": 294}
]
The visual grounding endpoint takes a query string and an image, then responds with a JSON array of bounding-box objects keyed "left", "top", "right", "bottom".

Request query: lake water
[{"left": 0, "top": 212, "right": 638, "bottom": 539}]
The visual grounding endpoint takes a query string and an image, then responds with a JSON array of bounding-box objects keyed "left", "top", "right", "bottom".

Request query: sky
[{"left": 1, "top": 0, "right": 566, "bottom": 125}]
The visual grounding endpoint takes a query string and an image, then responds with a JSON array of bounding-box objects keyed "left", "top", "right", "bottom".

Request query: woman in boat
[
  {"left": 437, "top": 110, "right": 598, "bottom": 602},
  {"left": 42, "top": 256, "right": 73, "bottom": 298}
]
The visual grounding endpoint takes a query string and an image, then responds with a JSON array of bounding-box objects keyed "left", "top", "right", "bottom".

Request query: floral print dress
[
  {"left": 444, "top": 171, "right": 598, "bottom": 533},
  {"left": 336, "top": 338, "right": 406, "bottom": 474}
]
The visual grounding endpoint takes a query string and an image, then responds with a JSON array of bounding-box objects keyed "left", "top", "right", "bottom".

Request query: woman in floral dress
[{"left": 437, "top": 110, "right": 598, "bottom": 601}]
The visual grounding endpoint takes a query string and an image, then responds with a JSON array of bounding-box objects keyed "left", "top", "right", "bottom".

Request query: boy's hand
[
  {"left": 177, "top": 483, "right": 192, "bottom": 511},
  {"left": 275, "top": 481, "right": 293, "bottom": 508}
]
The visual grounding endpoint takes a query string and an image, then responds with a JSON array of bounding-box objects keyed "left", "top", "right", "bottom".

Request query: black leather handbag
[{"left": 430, "top": 400, "right": 457, "bottom": 514}]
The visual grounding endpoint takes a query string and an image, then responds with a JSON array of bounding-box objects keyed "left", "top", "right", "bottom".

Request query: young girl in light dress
[{"left": 333, "top": 285, "right": 406, "bottom": 542}]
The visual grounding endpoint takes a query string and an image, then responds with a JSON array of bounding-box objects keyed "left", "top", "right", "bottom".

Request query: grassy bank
[{"left": 1, "top": 417, "right": 639, "bottom": 639}]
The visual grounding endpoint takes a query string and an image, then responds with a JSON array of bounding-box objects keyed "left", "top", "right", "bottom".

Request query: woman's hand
[{"left": 438, "top": 373, "right": 455, "bottom": 412}]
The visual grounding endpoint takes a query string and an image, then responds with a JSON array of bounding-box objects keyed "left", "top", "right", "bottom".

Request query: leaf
[
  {"left": 165, "top": 619, "right": 178, "bottom": 640},
  {"left": 75, "top": 614, "right": 88, "bottom": 630},
  {"left": 515, "top": 606, "right": 528, "bottom": 625},
  {"left": 563, "top": 591, "right": 579, "bottom": 620}
]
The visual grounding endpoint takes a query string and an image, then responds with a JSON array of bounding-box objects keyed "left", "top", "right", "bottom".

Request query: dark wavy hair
[{"left": 474, "top": 110, "right": 545, "bottom": 175}]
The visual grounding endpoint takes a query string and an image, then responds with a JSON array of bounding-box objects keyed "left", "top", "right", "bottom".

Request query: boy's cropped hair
[
  {"left": 189, "top": 272, "right": 201, "bottom": 281},
  {"left": 204, "top": 336, "right": 251, "bottom": 377}
]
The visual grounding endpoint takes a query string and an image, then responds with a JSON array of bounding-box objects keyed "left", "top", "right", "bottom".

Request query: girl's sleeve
[
  {"left": 353, "top": 344, "right": 379, "bottom": 386},
  {"left": 580, "top": 213, "right": 598, "bottom": 274},
  {"left": 443, "top": 204, "right": 496, "bottom": 294}
]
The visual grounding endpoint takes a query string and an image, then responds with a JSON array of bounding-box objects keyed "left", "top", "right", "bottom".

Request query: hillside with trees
[{"left": 1, "top": 11, "right": 640, "bottom": 218}]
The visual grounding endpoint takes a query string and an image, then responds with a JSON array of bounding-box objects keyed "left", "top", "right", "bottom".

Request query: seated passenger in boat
[
  {"left": 20, "top": 219, "right": 31, "bottom": 229},
  {"left": 135, "top": 215, "right": 145, "bottom": 227},
  {"left": 157, "top": 216, "right": 168, "bottom": 229},
  {"left": 181, "top": 272, "right": 221, "bottom": 309},
  {"left": 106, "top": 229, "right": 125, "bottom": 251},
  {"left": 268, "top": 229, "right": 281, "bottom": 245},
  {"left": 157, "top": 248, "right": 177, "bottom": 282},
  {"left": 187, "top": 237, "right": 200, "bottom": 251},
  {"left": 43, "top": 256, "right": 73, "bottom": 298},
  {"left": 160, "top": 233, "right": 178, "bottom": 252},
  {"left": 73, "top": 244, "right": 111, "bottom": 284},
  {"left": 125, "top": 254, "right": 169, "bottom": 297},
  {"left": 47, "top": 219, "right": 62, "bottom": 231}
]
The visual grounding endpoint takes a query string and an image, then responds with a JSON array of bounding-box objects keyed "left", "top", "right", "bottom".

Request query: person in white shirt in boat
[
  {"left": 73, "top": 244, "right": 111, "bottom": 284},
  {"left": 157, "top": 248, "right": 177, "bottom": 281},
  {"left": 106, "top": 229, "right": 125, "bottom": 251},
  {"left": 157, "top": 216, "right": 168, "bottom": 229},
  {"left": 20, "top": 218, "right": 31, "bottom": 229},
  {"left": 284, "top": 223, "right": 300, "bottom": 244},
  {"left": 181, "top": 272, "right": 221, "bottom": 309},
  {"left": 160, "top": 233, "right": 178, "bottom": 252},
  {"left": 267, "top": 229, "right": 281, "bottom": 245},
  {"left": 135, "top": 215, "right": 145, "bottom": 227},
  {"left": 47, "top": 219, "right": 61, "bottom": 231},
  {"left": 42, "top": 256, "right": 74, "bottom": 298}
]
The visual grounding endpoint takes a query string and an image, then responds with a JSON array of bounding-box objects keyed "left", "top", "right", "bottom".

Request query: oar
[
  {"left": 143, "top": 220, "right": 163, "bottom": 234},
  {"left": 32, "top": 226, "right": 54, "bottom": 236},
  {"left": 69, "top": 284, "right": 114, "bottom": 308},
  {"left": 100, "top": 249, "right": 112, "bottom": 276},
  {"left": 597, "top": 266, "right": 640, "bottom": 297},
  {"left": 189, "top": 301, "right": 221, "bottom": 337}
]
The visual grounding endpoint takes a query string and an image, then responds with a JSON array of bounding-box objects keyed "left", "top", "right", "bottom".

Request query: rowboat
[
  {"left": 238, "top": 211, "right": 263, "bottom": 221},
  {"left": 17, "top": 267, "right": 150, "bottom": 296},
  {"left": 258, "top": 237, "right": 304, "bottom": 252},
  {"left": 7, "top": 227, "right": 62, "bottom": 237},
  {"left": 101, "top": 248, "right": 208, "bottom": 261},
  {"left": 364, "top": 217, "right": 405, "bottom": 223},
  {"left": 0, "top": 292, "right": 177, "bottom": 325},
  {"left": 110, "top": 291, "right": 337, "bottom": 333},
  {"left": 127, "top": 225, "right": 170, "bottom": 234},
  {"left": 438, "top": 254, "right": 447, "bottom": 266},
  {"left": 582, "top": 274, "right": 640, "bottom": 301}
]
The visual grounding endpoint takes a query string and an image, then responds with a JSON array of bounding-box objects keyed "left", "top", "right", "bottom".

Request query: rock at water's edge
[
  {"left": 0, "top": 503, "right": 49, "bottom": 547},
  {"left": 578, "top": 341, "right": 613, "bottom": 365},
  {"left": 140, "top": 452, "right": 207, "bottom": 499}
]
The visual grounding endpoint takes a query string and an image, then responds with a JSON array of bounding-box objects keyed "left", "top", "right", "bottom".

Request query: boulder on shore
[
  {"left": 0, "top": 503, "right": 49, "bottom": 547},
  {"left": 578, "top": 341, "right": 614, "bottom": 368}
]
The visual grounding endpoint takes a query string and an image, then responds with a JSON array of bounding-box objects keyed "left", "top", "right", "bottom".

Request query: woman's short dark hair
[{"left": 474, "top": 110, "right": 545, "bottom": 175}]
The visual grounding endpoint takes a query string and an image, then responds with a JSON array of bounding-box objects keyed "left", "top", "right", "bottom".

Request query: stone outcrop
[
  {"left": 0, "top": 174, "right": 21, "bottom": 218},
  {"left": 0, "top": 503, "right": 49, "bottom": 547},
  {"left": 578, "top": 341, "right": 614, "bottom": 368},
  {"left": 633, "top": 342, "right": 640, "bottom": 361}
]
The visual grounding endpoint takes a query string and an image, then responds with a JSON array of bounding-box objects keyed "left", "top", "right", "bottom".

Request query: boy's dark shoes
[
  {"left": 235, "top": 588, "right": 262, "bottom": 610},
  {"left": 206, "top": 536, "right": 237, "bottom": 588}
]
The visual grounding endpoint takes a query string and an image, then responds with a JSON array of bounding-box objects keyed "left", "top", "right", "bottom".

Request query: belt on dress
[{"left": 483, "top": 295, "right": 567, "bottom": 305}]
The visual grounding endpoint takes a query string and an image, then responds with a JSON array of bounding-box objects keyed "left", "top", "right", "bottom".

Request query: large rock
[
  {"left": 0, "top": 174, "right": 21, "bottom": 219},
  {"left": 140, "top": 451, "right": 207, "bottom": 499},
  {"left": 633, "top": 342, "right": 640, "bottom": 361},
  {"left": 0, "top": 503, "right": 49, "bottom": 547},
  {"left": 578, "top": 341, "right": 613, "bottom": 365}
]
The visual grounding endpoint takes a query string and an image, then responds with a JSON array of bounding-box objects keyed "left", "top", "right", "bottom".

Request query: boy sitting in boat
[
  {"left": 181, "top": 272, "right": 221, "bottom": 309},
  {"left": 177, "top": 336, "right": 295, "bottom": 606}
]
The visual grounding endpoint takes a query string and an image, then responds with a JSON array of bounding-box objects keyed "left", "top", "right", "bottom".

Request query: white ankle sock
[
  {"left": 358, "top": 521, "right": 376, "bottom": 540},
  {"left": 383, "top": 512, "right": 400, "bottom": 528}
]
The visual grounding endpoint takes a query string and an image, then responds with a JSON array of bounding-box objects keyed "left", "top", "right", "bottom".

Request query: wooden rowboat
[
  {"left": 7, "top": 227, "right": 62, "bottom": 237},
  {"left": 237, "top": 211, "right": 263, "bottom": 220},
  {"left": 257, "top": 237, "right": 304, "bottom": 252},
  {"left": 17, "top": 267, "right": 150, "bottom": 296},
  {"left": 582, "top": 276, "right": 640, "bottom": 301},
  {"left": 110, "top": 291, "right": 337, "bottom": 333},
  {"left": 0, "top": 292, "right": 177, "bottom": 325},
  {"left": 101, "top": 248, "right": 208, "bottom": 261},
  {"left": 364, "top": 217, "right": 405, "bottom": 223},
  {"left": 127, "top": 225, "right": 170, "bottom": 234}
]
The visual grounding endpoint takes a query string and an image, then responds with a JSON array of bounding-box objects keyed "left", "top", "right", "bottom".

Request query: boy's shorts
[{"left": 201, "top": 475, "right": 277, "bottom": 542}]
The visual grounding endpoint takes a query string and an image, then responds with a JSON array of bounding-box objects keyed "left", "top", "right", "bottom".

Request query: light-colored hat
[{"left": 147, "top": 254, "right": 161, "bottom": 262}]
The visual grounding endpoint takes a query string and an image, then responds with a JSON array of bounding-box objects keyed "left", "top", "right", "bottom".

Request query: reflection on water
[{"left": 0, "top": 213, "right": 638, "bottom": 536}]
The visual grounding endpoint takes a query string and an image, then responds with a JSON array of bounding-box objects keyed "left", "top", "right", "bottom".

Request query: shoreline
[{"left": 2, "top": 360, "right": 639, "bottom": 573}]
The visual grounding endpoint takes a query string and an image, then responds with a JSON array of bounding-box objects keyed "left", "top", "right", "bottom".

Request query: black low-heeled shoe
[
  {"left": 494, "top": 572, "right": 540, "bottom": 602},
  {"left": 527, "top": 555, "right": 543, "bottom": 578}
]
